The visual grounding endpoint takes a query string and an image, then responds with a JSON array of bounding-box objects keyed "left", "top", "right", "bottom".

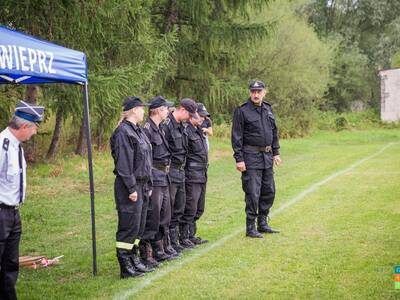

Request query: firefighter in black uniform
[
  {"left": 181, "top": 103, "right": 209, "bottom": 247},
  {"left": 110, "top": 96, "right": 154, "bottom": 278},
  {"left": 141, "top": 96, "right": 180, "bottom": 267},
  {"left": 161, "top": 98, "right": 198, "bottom": 252},
  {"left": 231, "top": 80, "right": 282, "bottom": 238}
]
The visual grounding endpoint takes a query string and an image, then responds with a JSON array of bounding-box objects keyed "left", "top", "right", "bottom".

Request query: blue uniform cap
[{"left": 14, "top": 100, "right": 45, "bottom": 124}]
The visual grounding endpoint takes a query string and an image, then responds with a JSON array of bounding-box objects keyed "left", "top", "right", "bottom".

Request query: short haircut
[{"left": 8, "top": 116, "right": 35, "bottom": 129}]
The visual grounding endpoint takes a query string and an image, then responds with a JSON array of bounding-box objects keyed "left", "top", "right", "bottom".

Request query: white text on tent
[{"left": 0, "top": 45, "right": 56, "bottom": 74}]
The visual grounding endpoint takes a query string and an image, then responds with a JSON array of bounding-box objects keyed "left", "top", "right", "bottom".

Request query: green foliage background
[{"left": 1, "top": 0, "right": 399, "bottom": 156}]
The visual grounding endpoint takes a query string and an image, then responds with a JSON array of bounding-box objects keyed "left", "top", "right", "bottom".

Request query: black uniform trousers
[
  {"left": 169, "top": 168, "right": 186, "bottom": 229},
  {"left": 181, "top": 182, "right": 206, "bottom": 225},
  {"left": 141, "top": 185, "right": 171, "bottom": 241},
  {"left": 241, "top": 168, "right": 275, "bottom": 222},
  {"left": 115, "top": 178, "right": 149, "bottom": 249},
  {"left": 0, "top": 207, "right": 21, "bottom": 300}
]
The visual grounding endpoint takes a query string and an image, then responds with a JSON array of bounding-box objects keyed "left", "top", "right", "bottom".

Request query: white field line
[{"left": 113, "top": 143, "right": 395, "bottom": 300}]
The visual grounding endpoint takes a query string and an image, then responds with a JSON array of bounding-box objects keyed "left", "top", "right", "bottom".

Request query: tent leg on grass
[{"left": 82, "top": 82, "right": 97, "bottom": 276}]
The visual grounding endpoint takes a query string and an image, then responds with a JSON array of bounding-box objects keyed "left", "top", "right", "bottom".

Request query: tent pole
[{"left": 82, "top": 82, "right": 97, "bottom": 276}]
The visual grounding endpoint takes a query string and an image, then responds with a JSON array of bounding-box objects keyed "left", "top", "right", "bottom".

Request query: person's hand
[
  {"left": 129, "top": 192, "right": 138, "bottom": 202},
  {"left": 236, "top": 161, "right": 246, "bottom": 172},
  {"left": 273, "top": 155, "right": 282, "bottom": 166}
]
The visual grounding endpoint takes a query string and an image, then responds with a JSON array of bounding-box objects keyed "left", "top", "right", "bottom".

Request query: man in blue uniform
[
  {"left": 231, "top": 80, "right": 282, "bottom": 238},
  {"left": 0, "top": 101, "right": 44, "bottom": 299}
]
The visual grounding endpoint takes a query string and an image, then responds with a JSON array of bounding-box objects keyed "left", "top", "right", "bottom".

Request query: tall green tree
[
  {"left": 0, "top": 0, "right": 176, "bottom": 155},
  {"left": 305, "top": 0, "right": 400, "bottom": 111},
  {"left": 152, "top": 0, "right": 272, "bottom": 115}
]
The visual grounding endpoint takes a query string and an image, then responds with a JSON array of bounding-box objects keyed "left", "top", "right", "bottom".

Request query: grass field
[{"left": 17, "top": 128, "right": 400, "bottom": 299}]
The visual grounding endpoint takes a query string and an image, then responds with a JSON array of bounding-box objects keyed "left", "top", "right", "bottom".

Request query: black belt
[
  {"left": 187, "top": 162, "right": 208, "bottom": 168},
  {"left": 170, "top": 162, "right": 185, "bottom": 170},
  {"left": 0, "top": 203, "right": 19, "bottom": 210},
  {"left": 136, "top": 177, "right": 150, "bottom": 183},
  {"left": 243, "top": 145, "right": 272, "bottom": 153},
  {"left": 153, "top": 164, "right": 170, "bottom": 173}
]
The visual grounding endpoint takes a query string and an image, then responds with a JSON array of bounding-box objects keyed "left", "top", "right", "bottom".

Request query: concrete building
[{"left": 379, "top": 68, "right": 400, "bottom": 122}]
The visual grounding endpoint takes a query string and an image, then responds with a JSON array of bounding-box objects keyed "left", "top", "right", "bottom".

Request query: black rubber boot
[
  {"left": 170, "top": 226, "right": 184, "bottom": 253},
  {"left": 151, "top": 240, "right": 173, "bottom": 262},
  {"left": 139, "top": 240, "right": 161, "bottom": 268},
  {"left": 257, "top": 215, "right": 280, "bottom": 234},
  {"left": 246, "top": 220, "right": 263, "bottom": 238},
  {"left": 189, "top": 222, "right": 208, "bottom": 245},
  {"left": 117, "top": 249, "right": 144, "bottom": 278},
  {"left": 163, "top": 232, "right": 180, "bottom": 258},
  {"left": 179, "top": 224, "right": 195, "bottom": 249},
  {"left": 130, "top": 245, "right": 154, "bottom": 273}
]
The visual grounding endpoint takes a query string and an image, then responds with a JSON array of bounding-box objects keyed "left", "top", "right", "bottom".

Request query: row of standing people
[{"left": 110, "top": 96, "right": 211, "bottom": 278}]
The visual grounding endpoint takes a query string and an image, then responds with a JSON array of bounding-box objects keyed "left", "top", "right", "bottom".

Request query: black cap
[
  {"left": 249, "top": 80, "right": 266, "bottom": 90},
  {"left": 149, "top": 96, "right": 174, "bottom": 110},
  {"left": 122, "top": 96, "right": 149, "bottom": 111},
  {"left": 196, "top": 103, "right": 210, "bottom": 117},
  {"left": 180, "top": 98, "right": 198, "bottom": 119},
  {"left": 14, "top": 100, "right": 45, "bottom": 124}
]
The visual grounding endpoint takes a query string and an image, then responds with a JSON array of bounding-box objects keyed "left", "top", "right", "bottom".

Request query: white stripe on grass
[{"left": 113, "top": 143, "right": 395, "bottom": 300}]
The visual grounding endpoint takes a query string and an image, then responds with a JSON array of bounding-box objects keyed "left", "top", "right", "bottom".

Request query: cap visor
[
  {"left": 165, "top": 100, "right": 174, "bottom": 107},
  {"left": 190, "top": 112, "right": 199, "bottom": 119}
]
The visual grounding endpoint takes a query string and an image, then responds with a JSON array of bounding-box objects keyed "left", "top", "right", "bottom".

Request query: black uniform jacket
[
  {"left": 110, "top": 119, "right": 153, "bottom": 195},
  {"left": 231, "top": 99, "right": 280, "bottom": 169},
  {"left": 143, "top": 117, "right": 170, "bottom": 187},
  {"left": 161, "top": 112, "right": 187, "bottom": 166},
  {"left": 161, "top": 112, "right": 188, "bottom": 183},
  {"left": 185, "top": 122, "right": 208, "bottom": 183}
]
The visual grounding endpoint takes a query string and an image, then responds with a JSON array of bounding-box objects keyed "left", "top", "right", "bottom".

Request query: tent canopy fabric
[
  {"left": 0, "top": 25, "right": 87, "bottom": 84},
  {"left": 0, "top": 25, "right": 96, "bottom": 275}
]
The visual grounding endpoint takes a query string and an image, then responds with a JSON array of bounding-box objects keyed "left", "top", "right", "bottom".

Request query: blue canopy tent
[{"left": 0, "top": 25, "right": 97, "bottom": 275}]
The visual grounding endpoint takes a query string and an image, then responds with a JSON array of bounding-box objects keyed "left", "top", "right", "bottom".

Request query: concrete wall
[{"left": 379, "top": 68, "right": 400, "bottom": 122}]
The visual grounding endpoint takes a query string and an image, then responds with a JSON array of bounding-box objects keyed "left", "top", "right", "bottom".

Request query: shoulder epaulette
[
  {"left": 263, "top": 101, "right": 272, "bottom": 107},
  {"left": 143, "top": 122, "right": 150, "bottom": 130},
  {"left": 2, "top": 138, "right": 9, "bottom": 151},
  {"left": 164, "top": 117, "right": 171, "bottom": 125}
]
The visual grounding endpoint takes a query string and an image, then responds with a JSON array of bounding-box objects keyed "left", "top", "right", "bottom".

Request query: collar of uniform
[
  {"left": 247, "top": 98, "right": 269, "bottom": 111},
  {"left": 123, "top": 119, "right": 140, "bottom": 132},
  {"left": 169, "top": 112, "right": 180, "bottom": 128},
  {"left": 186, "top": 122, "right": 196, "bottom": 132},
  {"left": 4, "top": 127, "right": 21, "bottom": 147},
  {"left": 247, "top": 98, "right": 261, "bottom": 110},
  {"left": 147, "top": 117, "right": 159, "bottom": 131}
]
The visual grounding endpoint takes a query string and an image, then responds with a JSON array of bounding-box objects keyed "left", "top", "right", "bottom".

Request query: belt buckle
[
  {"left": 265, "top": 146, "right": 271, "bottom": 152},
  {"left": 165, "top": 165, "right": 170, "bottom": 173}
]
